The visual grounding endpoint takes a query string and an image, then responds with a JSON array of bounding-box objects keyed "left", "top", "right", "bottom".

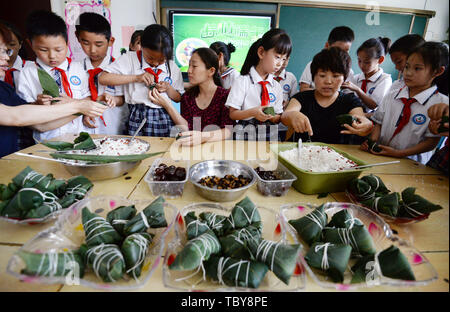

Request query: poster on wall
[
  {"left": 65, "top": 1, "right": 112, "bottom": 61},
  {"left": 170, "top": 11, "right": 273, "bottom": 72}
]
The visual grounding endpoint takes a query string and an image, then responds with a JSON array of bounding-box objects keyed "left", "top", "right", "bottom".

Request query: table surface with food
[{"left": 0, "top": 135, "right": 448, "bottom": 292}]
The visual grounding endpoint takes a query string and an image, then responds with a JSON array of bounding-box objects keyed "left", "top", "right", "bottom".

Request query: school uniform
[
  {"left": 350, "top": 68, "right": 392, "bottom": 113},
  {"left": 0, "top": 56, "right": 33, "bottom": 89},
  {"left": 102, "top": 51, "right": 184, "bottom": 137},
  {"left": 390, "top": 76, "right": 405, "bottom": 92},
  {"left": 82, "top": 55, "right": 128, "bottom": 135},
  {"left": 299, "top": 60, "right": 354, "bottom": 90},
  {"left": 220, "top": 67, "right": 240, "bottom": 90},
  {"left": 274, "top": 69, "right": 298, "bottom": 107},
  {"left": 225, "top": 66, "right": 284, "bottom": 141},
  {"left": 371, "top": 85, "right": 448, "bottom": 164},
  {"left": 1, "top": 56, "right": 35, "bottom": 150},
  {"left": 16, "top": 57, "right": 90, "bottom": 142}
]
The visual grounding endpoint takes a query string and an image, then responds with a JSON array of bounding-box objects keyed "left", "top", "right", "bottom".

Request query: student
[
  {"left": 209, "top": 41, "right": 239, "bottom": 90},
  {"left": 281, "top": 47, "right": 372, "bottom": 144},
  {"left": 299, "top": 26, "right": 355, "bottom": 92},
  {"left": 426, "top": 103, "right": 448, "bottom": 175},
  {"left": 148, "top": 48, "right": 233, "bottom": 146},
  {"left": 225, "top": 28, "right": 290, "bottom": 141},
  {"left": 342, "top": 37, "right": 392, "bottom": 113},
  {"left": 129, "top": 30, "right": 143, "bottom": 52},
  {"left": 99, "top": 24, "right": 184, "bottom": 137},
  {"left": 16, "top": 10, "right": 94, "bottom": 143},
  {"left": 362, "top": 42, "right": 448, "bottom": 164},
  {"left": 389, "top": 34, "right": 425, "bottom": 91},
  {"left": 273, "top": 56, "right": 298, "bottom": 109},
  {"left": 0, "top": 22, "right": 106, "bottom": 157},
  {"left": 75, "top": 12, "right": 128, "bottom": 135}
]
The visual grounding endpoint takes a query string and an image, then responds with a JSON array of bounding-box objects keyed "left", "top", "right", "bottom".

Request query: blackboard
[{"left": 279, "top": 5, "right": 428, "bottom": 81}]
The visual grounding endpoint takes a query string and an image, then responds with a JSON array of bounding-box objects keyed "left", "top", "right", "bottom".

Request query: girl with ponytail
[
  {"left": 209, "top": 41, "right": 239, "bottom": 89},
  {"left": 342, "top": 37, "right": 392, "bottom": 113}
]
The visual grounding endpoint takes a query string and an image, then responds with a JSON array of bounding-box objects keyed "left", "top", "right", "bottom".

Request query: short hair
[
  {"left": 328, "top": 26, "right": 355, "bottom": 44},
  {"left": 0, "top": 20, "right": 23, "bottom": 43},
  {"left": 0, "top": 22, "right": 12, "bottom": 43},
  {"left": 26, "top": 10, "right": 68, "bottom": 42},
  {"left": 311, "top": 47, "right": 352, "bottom": 81},
  {"left": 75, "top": 12, "right": 111, "bottom": 41},
  {"left": 357, "top": 37, "right": 391, "bottom": 59},
  {"left": 389, "top": 34, "right": 425, "bottom": 55},
  {"left": 209, "top": 41, "right": 236, "bottom": 66}
]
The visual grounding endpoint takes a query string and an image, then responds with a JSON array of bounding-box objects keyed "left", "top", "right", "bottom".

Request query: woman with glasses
[{"left": 0, "top": 22, "right": 107, "bottom": 157}]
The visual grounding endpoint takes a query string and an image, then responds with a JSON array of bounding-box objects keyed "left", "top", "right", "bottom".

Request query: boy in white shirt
[
  {"left": 299, "top": 26, "right": 355, "bottom": 92},
  {"left": 16, "top": 10, "right": 92, "bottom": 143},
  {"left": 75, "top": 12, "right": 127, "bottom": 135}
]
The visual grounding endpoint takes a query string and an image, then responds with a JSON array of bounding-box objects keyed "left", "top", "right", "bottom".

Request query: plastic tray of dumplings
[
  {"left": 279, "top": 202, "right": 438, "bottom": 290},
  {"left": 162, "top": 202, "right": 306, "bottom": 292},
  {"left": 6, "top": 196, "right": 178, "bottom": 291}
]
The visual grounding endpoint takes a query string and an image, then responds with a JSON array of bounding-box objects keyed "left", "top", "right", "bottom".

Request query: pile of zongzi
[
  {"left": 347, "top": 174, "right": 442, "bottom": 220},
  {"left": 17, "top": 196, "right": 168, "bottom": 283},
  {"left": 169, "top": 196, "right": 301, "bottom": 289},
  {"left": 0, "top": 166, "right": 93, "bottom": 220},
  {"left": 288, "top": 205, "right": 415, "bottom": 284}
]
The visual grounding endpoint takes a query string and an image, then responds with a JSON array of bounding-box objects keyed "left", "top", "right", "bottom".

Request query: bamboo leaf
[
  {"left": 50, "top": 151, "right": 166, "bottom": 163},
  {"left": 37, "top": 68, "right": 60, "bottom": 98}
]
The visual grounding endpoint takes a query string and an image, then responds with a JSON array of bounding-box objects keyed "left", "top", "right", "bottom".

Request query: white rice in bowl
[{"left": 279, "top": 145, "right": 357, "bottom": 172}]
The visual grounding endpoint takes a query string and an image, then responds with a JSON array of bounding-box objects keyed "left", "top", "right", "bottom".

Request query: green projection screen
[{"left": 169, "top": 11, "right": 274, "bottom": 72}]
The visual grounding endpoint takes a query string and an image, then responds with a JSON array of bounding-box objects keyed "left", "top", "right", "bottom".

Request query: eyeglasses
[{"left": 0, "top": 48, "right": 13, "bottom": 57}]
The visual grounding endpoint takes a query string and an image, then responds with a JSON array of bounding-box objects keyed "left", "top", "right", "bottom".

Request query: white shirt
[
  {"left": 225, "top": 66, "right": 284, "bottom": 120},
  {"left": 0, "top": 56, "right": 33, "bottom": 88},
  {"left": 220, "top": 67, "right": 240, "bottom": 90},
  {"left": 274, "top": 69, "right": 299, "bottom": 107},
  {"left": 391, "top": 76, "right": 405, "bottom": 92},
  {"left": 16, "top": 58, "right": 90, "bottom": 142},
  {"left": 371, "top": 85, "right": 448, "bottom": 164},
  {"left": 350, "top": 68, "right": 392, "bottom": 113},
  {"left": 102, "top": 51, "right": 184, "bottom": 109},
  {"left": 299, "top": 60, "right": 354, "bottom": 89},
  {"left": 82, "top": 55, "right": 129, "bottom": 135}
]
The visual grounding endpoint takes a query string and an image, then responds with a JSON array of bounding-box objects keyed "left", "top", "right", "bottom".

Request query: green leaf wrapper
[
  {"left": 121, "top": 232, "right": 153, "bottom": 279},
  {"left": 348, "top": 178, "right": 375, "bottom": 201},
  {"left": 305, "top": 242, "right": 352, "bottom": 283},
  {"left": 199, "top": 212, "right": 233, "bottom": 237},
  {"left": 322, "top": 224, "right": 377, "bottom": 256},
  {"left": 397, "top": 187, "right": 443, "bottom": 218},
  {"left": 169, "top": 230, "right": 221, "bottom": 271},
  {"left": 42, "top": 132, "right": 96, "bottom": 151},
  {"left": 361, "top": 192, "right": 400, "bottom": 217},
  {"left": 85, "top": 244, "right": 125, "bottom": 282},
  {"left": 263, "top": 106, "right": 276, "bottom": 116},
  {"left": 37, "top": 67, "right": 60, "bottom": 98},
  {"left": 219, "top": 225, "right": 262, "bottom": 260},
  {"left": 123, "top": 196, "right": 167, "bottom": 236},
  {"left": 288, "top": 204, "right": 328, "bottom": 246},
  {"left": 367, "top": 138, "right": 382, "bottom": 153},
  {"left": 361, "top": 174, "right": 390, "bottom": 195},
  {"left": 184, "top": 211, "right": 210, "bottom": 240},
  {"left": 205, "top": 256, "right": 269, "bottom": 289},
  {"left": 106, "top": 205, "right": 137, "bottom": 236},
  {"left": 229, "top": 196, "right": 261, "bottom": 229},
  {"left": 18, "top": 248, "right": 86, "bottom": 278},
  {"left": 82, "top": 207, "right": 122, "bottom": 247},
  {"left": 248, "top": 239, "right": 301, "bottom": 285},
  {"left": 327, "top": 209, "right": 363, "bottom": 229},
  {"left": 336, "top": 114, "right": 357, "bottom": 126},
  {"left": 350, "top": 254, "right": 375, "bottom": 284},
  {"left": 377, "top": 245, "right": 415, "bottom": 281},
  {"left": 50, "top": 151, "right": 165, "bottom": 163},
  {"left": 438, "top": 115, "right": 449, "bottom": 133}
]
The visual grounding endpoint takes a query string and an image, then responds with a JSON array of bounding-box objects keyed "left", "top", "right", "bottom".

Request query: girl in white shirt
[
  {"left": 342, "top": 37, "right": 392, "bottom": 113},
  {"left": 210, "top": 41, "right": 240, "bottom": 90},
  {"left": 99, "top": 24, "right": 184, "bottom": 137},
  {"left": 225, "top": 28, "right": 291, "bottom": 141}
]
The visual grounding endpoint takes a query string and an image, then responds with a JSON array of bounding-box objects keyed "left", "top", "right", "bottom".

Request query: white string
[
  {"left": 305, "top": 209, "right": 326, "bottom": 229},
  {"left": 125, "top": 233, "right": 150, "bottom": 280},
  {"left": 112, "top": 219, "right": 128, "bottom": 225},
  {"left": 84, "top": 216, "right": 117, "bottom": 245},
  {"left": 235, "top": 205, "right": 258, "bottom": 225},
  {"left": 187, "top": 220, "right": 209, "bottom": 237},
  {"left": 65, "top": 184, "right": 88, "bottom": 198},
  {"left": 19, "top": 188, "right": 62, "bottom": 213},
  {"left": 314, "top": 243, "right": 333, "bottom": 271},
  {"left": 401, "top": 201, "right": 424, "bottom": 217},
  {"left": 86, "top": 244, "right": 124, "bottom": 282},
  {"left": 140, "top": 211, "right": 150, "bottom": 229}
]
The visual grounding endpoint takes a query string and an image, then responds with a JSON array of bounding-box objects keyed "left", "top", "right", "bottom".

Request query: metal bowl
[
  {"left": 62, "top": 136, "right": 150, "bottom": 181},
  {"left": 189, "top": 160, "right": 256, "bottom": 202}
]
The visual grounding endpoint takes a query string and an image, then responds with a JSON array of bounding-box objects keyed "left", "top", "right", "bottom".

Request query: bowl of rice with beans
[
  {"left": 270, "top": 143, "right": 367, "bottom": 195},
  {"left": 62, "top": 136, "right": 150, "bottom": 181}
]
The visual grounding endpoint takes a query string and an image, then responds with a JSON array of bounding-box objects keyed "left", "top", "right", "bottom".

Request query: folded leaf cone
[
  {"left": 85, "top": 243, "right": 125, "bottom": 283},
  {"left": 121, "top": 232, "right": 153, "bottom": 279},
  {"left": 106, "top": 205, "right": 137, "bottom": 236},
  {"left": 322, "top": 224, "right": 377, "bottom": 256},
  {"left": 288, "top": 204, "right": 328, "bottom": 246},
  {"left": 82, "top": 207, "right": 122, "bottom": 246},
  {"left": 123, "top": 196, "right": 167, "bottom": 236},
  {"left": 184, "top": 211, "right": 210, "bottom": 240}
]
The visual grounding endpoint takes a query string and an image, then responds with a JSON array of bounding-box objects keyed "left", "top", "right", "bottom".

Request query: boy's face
[
  {"left": 327, "top": 41, "right": 352, "bottom": 53},
  {"left": 31, "top": 35, "right": 68, "bottom": 67},
  {"left": 314, "top": 69, "right": 344, "bottom": 97},
  {"left": 77, "top": 30, "right": 113, "bottom": 64}
]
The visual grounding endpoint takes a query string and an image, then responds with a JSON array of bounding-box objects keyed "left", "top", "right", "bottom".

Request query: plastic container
[
  {"left": 247, "top": 159, "right": 297, "bottom": 197},
  {"left": 144, "top": 157, "right": 190, "bottom": 199},
  {"left": 271, "top": 142, "right": 367, "bottom": 195},
  {"left": 162, "top": 202, "right": 306, "bottom": 291},
  {"left": 6, "top": 196, "right": 178, "bottom": 291},
  {"left": 279, "top": 202, "right": 438, "bottom": 290}
]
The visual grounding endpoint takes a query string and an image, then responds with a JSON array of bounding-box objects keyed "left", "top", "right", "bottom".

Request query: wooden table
[{"left": 0, "top": 138, "right": 448, "bottom": 292}]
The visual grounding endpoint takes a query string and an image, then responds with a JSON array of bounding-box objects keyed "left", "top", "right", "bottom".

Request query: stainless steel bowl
[
  {"left": 62, "top": 136, "right": 150, "bottom": 181},
  {"left": 189, "top": 160, "right": 256, "bottom": 202}
]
